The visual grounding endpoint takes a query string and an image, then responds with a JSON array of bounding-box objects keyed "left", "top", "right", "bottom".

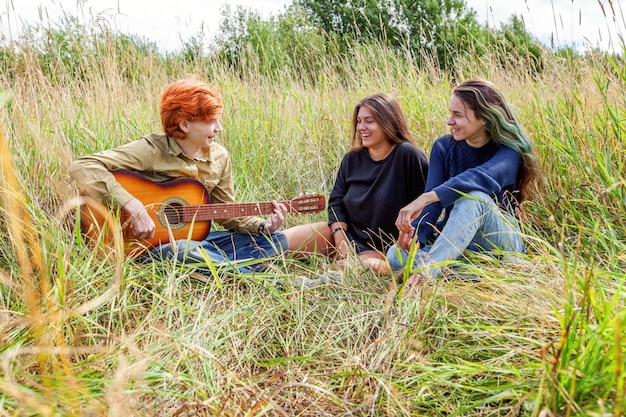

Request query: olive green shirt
[{"left": 68, "top": 134, "right": 265, "bottom": 234}]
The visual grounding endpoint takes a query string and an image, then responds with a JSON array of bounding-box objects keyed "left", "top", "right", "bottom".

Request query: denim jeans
[
  {"left": 151, "top": 230, "right": 288, "bottom": 273},
  {"left": 386, "top": 191, "right": 524, "bottom": 278}
]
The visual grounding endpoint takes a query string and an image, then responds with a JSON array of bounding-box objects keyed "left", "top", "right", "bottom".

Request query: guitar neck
[{"left": 180, "top": 200, "right": 295, "bottom": 222}]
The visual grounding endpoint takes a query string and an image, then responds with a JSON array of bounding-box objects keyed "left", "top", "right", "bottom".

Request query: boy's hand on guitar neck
[
  {"left": 263, "top": 200, "right": 288, "bottom": 234},
  {"left": 123, "top": 197, "right": 156, "bottom": 239}
]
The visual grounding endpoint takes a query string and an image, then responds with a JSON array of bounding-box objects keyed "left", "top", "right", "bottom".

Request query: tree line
[
  {"left": 0, "top": 0, "right": 590, "bottom": 85},
  {"left": 211, "top": 0, "right": 549, "bottom": 77}
]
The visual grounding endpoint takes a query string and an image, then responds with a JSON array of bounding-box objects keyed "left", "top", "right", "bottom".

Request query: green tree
[
  {"left": 10, "top": 15, "right": 160, "bottom": 84},
  {"left": 214, "top": 4, "right": 330, "bottom": 80},
  {"left": 214, "top": 0, "right": 548, "bottom": 77},
  {"left": 487, "top": 14, "right": 545, "bottom": 73},
  {"left": 293, "top": 0, "right": 484, "bottom": 68}
]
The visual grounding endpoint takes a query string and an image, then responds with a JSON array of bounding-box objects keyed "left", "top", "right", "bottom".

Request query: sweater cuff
[{"left": 432, "top": 185, "right": 458, "bottom": 208}]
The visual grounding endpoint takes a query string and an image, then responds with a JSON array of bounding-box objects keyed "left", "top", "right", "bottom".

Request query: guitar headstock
[{"left": 288, "top": 193, "right": 326, "bottom": 213}]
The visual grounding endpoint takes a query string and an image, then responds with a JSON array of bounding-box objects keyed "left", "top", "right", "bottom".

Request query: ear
[{"left": 179, "top": 119, "right": 189, "bottom": 133}]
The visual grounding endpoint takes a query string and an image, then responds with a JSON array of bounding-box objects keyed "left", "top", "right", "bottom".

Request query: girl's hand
[
  {"left": 336, "top": 238, "right": 351, "bottom": 258},
  {"left": 395, "top": 191, "right": 440, "bottom": 232},
  {"left": 397, "top": 229, "right": 415, "bottom": 251},
  {"left": 330, "top": 223, "right": 350, "bottom": 258}
]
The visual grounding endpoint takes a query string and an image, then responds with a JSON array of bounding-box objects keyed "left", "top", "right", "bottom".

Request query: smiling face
[
  {"left": 357, "top": 106, "right": 389, "bottom": 152},
  {"left": 160, "top": 79, "right": 223, "bottom": 142},
  {"left": 177, "top": 114, "right": 223, "bottom": 158},
  {"left": 447, "top": 94, "right": 490, "bottom": 148}
]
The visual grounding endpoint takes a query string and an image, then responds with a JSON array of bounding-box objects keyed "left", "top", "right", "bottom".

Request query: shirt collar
[
  {"left": 167, "top": 136, "right": 184, "bottom": 156},
  {"left": 166, "top": 136, "right": 212, "bottom": 162}
]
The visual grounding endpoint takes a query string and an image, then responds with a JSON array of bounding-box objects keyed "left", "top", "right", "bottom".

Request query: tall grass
[{"left": 0, "top": 16, "right": 625, "bottom": 417}]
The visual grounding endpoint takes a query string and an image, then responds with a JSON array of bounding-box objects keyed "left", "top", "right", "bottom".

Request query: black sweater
[{"left": 328, "top": 142, "right": 428, "bottom": 252}]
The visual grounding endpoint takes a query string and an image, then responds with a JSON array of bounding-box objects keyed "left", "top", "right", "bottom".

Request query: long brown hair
[
  {"left": 350, "top": 93, "right": 416, "bottom": 150},
  {"left": 453, "top": 78, "right": 541, "bottom": 202}
]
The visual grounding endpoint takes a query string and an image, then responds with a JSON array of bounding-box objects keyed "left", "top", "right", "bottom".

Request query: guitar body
[
  {"left": 80, "top": 170, "right": 211, "bottom": 255},
  {"left": 80, "top": 170, "right": 326, "bottom": 256}
]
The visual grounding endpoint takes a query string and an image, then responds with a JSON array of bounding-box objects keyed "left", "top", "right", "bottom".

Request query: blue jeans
[
  {"left": 386, "top": 191, "right": 524, "bottom": 278},
  {"left": 151, "top": 230, "right": 288, "bottom": 273}
]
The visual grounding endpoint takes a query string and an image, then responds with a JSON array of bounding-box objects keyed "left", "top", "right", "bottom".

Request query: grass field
[{"left": 0, "top": 18, "right": 625, "bottom": 417}]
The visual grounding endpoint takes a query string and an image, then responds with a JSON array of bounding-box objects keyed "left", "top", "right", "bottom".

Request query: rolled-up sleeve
[{"left": 68, "top": 139, "right": 158, "bottom": 207}]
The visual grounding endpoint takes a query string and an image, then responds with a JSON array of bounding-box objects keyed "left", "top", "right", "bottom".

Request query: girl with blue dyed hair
[{"left": 387, "top": 78, "right": 541, "bottom": 289}]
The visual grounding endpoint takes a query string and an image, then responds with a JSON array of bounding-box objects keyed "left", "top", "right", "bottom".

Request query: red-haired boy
[{"left": 69, "top": 78, "right": 288, "bottom": 272}]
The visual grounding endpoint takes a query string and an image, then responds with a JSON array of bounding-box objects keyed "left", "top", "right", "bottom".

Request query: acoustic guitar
[{"left": 80, "top": 170, "right": 326, "bottom": 255}]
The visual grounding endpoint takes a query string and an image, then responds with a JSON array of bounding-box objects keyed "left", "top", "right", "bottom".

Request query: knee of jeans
[
  {"left": 386, "top": 245, "right": 407, "bottom": 271},
  {"left": 252, "top": 231, "right": 289, "bottom": 256},
  {"left": 466, "top": 190, "right": 492, "bottom": 202},
  {"left": 468, "top": 190, "right": 490, "bottom": 198},
  {"left": 152, "top": 240, "right": 197, "bottom": 261},
  {"left": 177, "top": 239, "right": 208, "bottom": 261},
  {"left": 267, "top": 231, "right": 288, "bottom": 254},
  {"left": 456, "top": 191, "right": 493, "bottom": 210}
]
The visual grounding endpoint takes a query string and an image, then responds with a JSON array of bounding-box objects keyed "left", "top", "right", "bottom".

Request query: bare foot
[
  {"left": 362, "top": 258, "right": 391, "bottom": 274},
  {"left": 402, "top": 273, "right": 427, "bottom": 297}
]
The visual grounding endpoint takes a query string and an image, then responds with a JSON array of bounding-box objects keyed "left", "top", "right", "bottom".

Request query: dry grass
[{"left": 0, "top": 18, "right": 624, "bottom": 417}]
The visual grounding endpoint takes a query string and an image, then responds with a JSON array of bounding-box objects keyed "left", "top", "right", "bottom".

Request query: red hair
[{"left": 160, "top": 79, "right": 223, "bottom": 140}]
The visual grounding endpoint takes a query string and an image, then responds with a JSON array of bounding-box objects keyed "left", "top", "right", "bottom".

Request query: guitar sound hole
[{"left": 163, "top": 203, "right": 183, "bottom": 226}]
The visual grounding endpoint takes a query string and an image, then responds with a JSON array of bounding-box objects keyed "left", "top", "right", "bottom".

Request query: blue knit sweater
[{"left": 414, "top": 134, "right": 522, "bottom": 246}]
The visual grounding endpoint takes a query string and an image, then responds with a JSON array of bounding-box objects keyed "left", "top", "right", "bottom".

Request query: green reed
[{"left": 0, "top": 18, "right": 624, "bottom": 417}]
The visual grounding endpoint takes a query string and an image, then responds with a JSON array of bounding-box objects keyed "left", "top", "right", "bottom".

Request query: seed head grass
[{"left": 0, "top": 12, "right": 624, "bottom": 417}]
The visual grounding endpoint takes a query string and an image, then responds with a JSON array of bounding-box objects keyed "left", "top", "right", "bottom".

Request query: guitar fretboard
[{"left": 180, "top": 200, "right": 291, "bottom": 222}]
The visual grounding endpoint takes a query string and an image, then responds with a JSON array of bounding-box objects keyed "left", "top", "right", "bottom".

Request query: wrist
[
  {"left": 331, "top": 226, "right": 345, "bottom": 235},
  {"left": 423, "top": 190, "right": 440, "bottom": 204},
  {"left": 258, "top": 221, "right": 267, "bottom": 235}
]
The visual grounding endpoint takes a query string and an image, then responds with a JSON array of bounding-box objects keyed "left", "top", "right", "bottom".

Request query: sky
[{"left": 1, "top": 0, "right": 624, "bottom": 53}]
